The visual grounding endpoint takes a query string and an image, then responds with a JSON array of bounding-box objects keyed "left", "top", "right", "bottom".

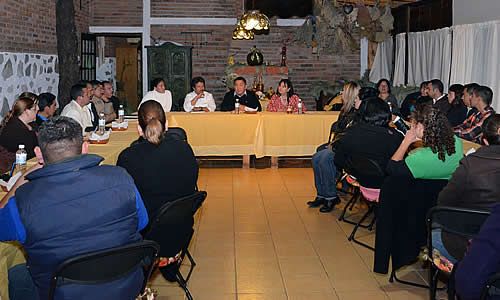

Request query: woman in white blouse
[
  {"left": 139, "top": 78, "right": 172, "bottom": 112},
  {"left": 183, "top": 77, "right": 216, "bottom": 112}
]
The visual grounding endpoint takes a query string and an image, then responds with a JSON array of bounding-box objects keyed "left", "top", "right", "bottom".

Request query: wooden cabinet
[{"left": 146, "top": 42, "right": 192, "bottom": 111}]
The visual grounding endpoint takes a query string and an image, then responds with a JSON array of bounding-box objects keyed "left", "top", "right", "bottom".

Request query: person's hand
[
  {"left": 238, "top": 104, "right": 247, "bottom": 112},
  {"left": 403, "top": 125, "right": 420, "bottom": 145},
  {"left": 202, "top": 107, "right": 210, "bottom": 112}
]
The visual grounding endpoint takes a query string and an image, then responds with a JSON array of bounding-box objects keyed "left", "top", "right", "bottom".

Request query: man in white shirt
[
  {"left": 139, "top": 78, "right": 172, "bottom": 112},
  {"left": 61, "top": 84, "right": 93, "bottom": 134},
  {"left": 183, "top": 77, "right": 216, "bottom": 112}
]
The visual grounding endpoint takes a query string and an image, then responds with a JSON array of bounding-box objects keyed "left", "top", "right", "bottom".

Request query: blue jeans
[
  {"left": 312, "top": 149, "right": 338, "bottom": 200},
  {"left": 432, "top": 230, "right": 458, "bottom": 264},
  {"left": 8, "top": 263, "right": 39, "bottom": 300}
]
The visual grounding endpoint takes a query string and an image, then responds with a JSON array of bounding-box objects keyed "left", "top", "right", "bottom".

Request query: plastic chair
[
  {"left": 427, "top": 206, "right": 490, "bottom": 300},
  {"left": 144, "top": 191, "right": 207, "bottom": 300},
  {"left": 48, "top": 240, "right": 160, "bottom": 300}
]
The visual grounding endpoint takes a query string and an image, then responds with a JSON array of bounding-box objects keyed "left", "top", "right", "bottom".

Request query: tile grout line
[
  {"left": 232, "top": 169, "right": 239, "bottom": 300},
  {"left": 277, "top": 170, "right": 340, "bottom": 299}
]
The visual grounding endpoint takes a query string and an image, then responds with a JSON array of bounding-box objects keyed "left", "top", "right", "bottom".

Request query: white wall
[{"left": 453, "top": 0, "right": 500, "bottom": 25}]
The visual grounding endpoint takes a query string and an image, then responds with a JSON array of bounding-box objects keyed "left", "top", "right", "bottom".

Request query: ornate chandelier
[{"left": 232, "top": 10, "right": 270, "bottom": 40}]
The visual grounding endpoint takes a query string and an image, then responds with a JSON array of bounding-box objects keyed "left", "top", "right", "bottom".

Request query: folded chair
[
  {"left": 48, "top": 240, "right": 160, "bottom": 300},
  {"left": 427, "top": 206, "right": 490, "bottom": 300},
  {"left": 341, "top": 156, "right": 385, "bottom": 251},
  {"left": 144, "top": 191, "right": 207, "bottom": 300}
]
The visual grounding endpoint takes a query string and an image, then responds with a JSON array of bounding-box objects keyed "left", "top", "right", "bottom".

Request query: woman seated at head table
[
  {"left": 387, "top": 104, "right": 463, "bottom": 180},
  {"left": 0, "top": 96, "right": 39, "bottom": 160},
  {"left": 116, "top": 100, "right": 198, "bottom": 218},
  {"left": 267, "top": 79, "right": 307, "bottom": 113}
]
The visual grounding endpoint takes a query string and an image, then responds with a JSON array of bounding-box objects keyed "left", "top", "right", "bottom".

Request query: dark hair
[
  {"left": 77, "top": 80, "right": 90, "bottom": 86},
  {"left": 151, "top": 78, "right": 165, "bottom": 90},
  {"left": 359, "top": 98, "right": 391, "bottom": 127},
  {"left": 276, "top": 79, "right": 295, "bottom": 100},
  {"left": 376, "top": 78, "right": 392, "bottom": 94},
  {"left": 191, "top": 76, "right": 205, "bottom": 89},
  {"left": 234, "top": 76, "right": 247, "bottom": 85},
  {"left": 474, "top": 85, "right": 493, "bottom": 106},
  {"left": 38, "top": 92, "right": 57, "bottom": 111},
  {"left": 101, "top": 80, "right": 112, "bottom": 86},
  {"left": 0, "top": 97, "right": 38, "bottom": 134},
  {"left": 359, "top": 87, "right": 379, "bottom": 102},
  {"left": 464, "top": 83, "right": 480, "bottom": 95},
  {"left": 482, "top": 114, "right": 500, "bottom": 145},
  {"left": 430, "top": 79, "right": 444, "bottom": 94},
  {"left": 448, "top": 84, "right": 464, "bottom": 106},
  {"left": 70, "top": 84, "right": 86, "bottom": 101},
  {"left": 90, "top": 80, "right": 102, "bottom": 88},
  {"left": 420, "top": 81, "right": 430, "bottom": 89},
  {"left": 37, "top": 116, "right": 83, "bottom": 164},
  {"left": 138, "top": 100, "right": 166, "bottom": 146},
  {"left": 412, "top": 105, "right": 456, "bottom": 162}
]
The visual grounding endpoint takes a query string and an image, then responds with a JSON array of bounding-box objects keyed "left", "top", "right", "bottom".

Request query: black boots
[
  {"left": 319, "top": 197, "right": 341, "bottom": 213},
  {"left": 307, "top": 197, "right": 325, "bottom": 208}
]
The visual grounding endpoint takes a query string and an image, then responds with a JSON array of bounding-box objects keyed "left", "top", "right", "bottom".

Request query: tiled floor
[{"left": 151, "top": 168, "right": 434, "bottom": 300}]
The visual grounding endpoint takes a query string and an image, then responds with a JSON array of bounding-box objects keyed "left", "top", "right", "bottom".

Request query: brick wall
[
  {"left": 90, "top": 0, "right": 142, "bottom": 26},
  {"left": 0, "top": 0, "right": 90, "bottom": 55},
  {"left": 151, "top": 0, "right": 239, "bottom": 17}
]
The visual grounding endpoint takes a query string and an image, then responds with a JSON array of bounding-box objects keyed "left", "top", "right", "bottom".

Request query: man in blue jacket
[{"left": 0, "top": 116, "right": 149, "bottom": 300}]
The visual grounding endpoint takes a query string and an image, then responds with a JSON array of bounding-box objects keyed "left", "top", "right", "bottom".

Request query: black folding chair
[
  {"left": 339, "top": 156, "right": 385, "bottom": 250},
  {"left": 48, "top": 240, "right": 160, "bottom": 300},
  {"left": 144, "top": 191, "right": 207, "bottom": 300},
  {"left": 481, "top": 272, "right": 500, "bottom": 300},
  {"left": 427, "top": 206, "right": 490, "bottom": 300}
]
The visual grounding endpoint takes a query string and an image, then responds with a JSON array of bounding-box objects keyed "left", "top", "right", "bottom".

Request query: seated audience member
[
  {"left": 89, "top": 80, "right": 115, "bottom": 123},
  {"left": 433, "top": 114, "right": 500, "bottom": 264},
  {"left": 0, "top": 116, "right": 149, "bottom": 299},
  {"left": 454, "top": 85, "right": 495, "bottom": 144},
  {"left": 117, "top": 100, "right": 199, "bottom": 217},
  {"left": 221, "top": 77, "right": 262, "bottom": 112},
  {"left": 33, "top": 92, "right": 57, "bottom": 129},
  {"left": 267, "top": 79, "right": 306, "bottom": 112},
  {"left": 61, "top": 84, "right": 94, "bottom": 134},
  {"left": 376, "top": 78, "right": 400, "bottom": 115},
  {"left": 18, "top": 92, "right": 38, "bottom": 102},
  {"left": 400, "top": 81, "right": 430, "bottom": 120},
  {"left": 446, "top": 84, "right": 468, "bottom": 127},
  {"left": 139, "top": 78, "right": 172, "bottom": 112},
  {"left": 388, "top": 105, "right": 463, "bottom": 180},
  {"left": 0, "top": 97, "right": 39, "bottom": 159},
  {"left": 455, "top": 203, "right": 500, "bottom": 300},
  {"left": 101, "top": 80, "right": 120, "bottom": 117},
  {"left": 307, "top": 86, "right": 382, "bottom": 212},
  {"left": 183, "top": 76, "right": 216, "bottom": 112},
  {"left": 427, "top": 79, "right": 450, "bottom": 114},
  {"left": 463, "top": 83, "right": 480, "bottom": 118}
]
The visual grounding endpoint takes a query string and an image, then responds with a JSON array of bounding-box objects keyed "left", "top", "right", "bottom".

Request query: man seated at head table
[
  {"left": 0, "top": 116, "right": 149, "bottom": 300},
  {"left": 184, "top": 76, "right": 216, "bottom": 112},
  {"left": 220, "top": 76, "right": 262, "bottom": 112}
]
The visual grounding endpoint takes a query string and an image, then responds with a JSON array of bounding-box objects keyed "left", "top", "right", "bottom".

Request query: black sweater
[
  {"left": 220, "top": 90, "right": 262, "bottom": 111},
  {"left": 117, "top": 135, "right": 199, "bottom": 218},
  {"left": 0, "top": 116, "right": 38, "bottom": 159}
]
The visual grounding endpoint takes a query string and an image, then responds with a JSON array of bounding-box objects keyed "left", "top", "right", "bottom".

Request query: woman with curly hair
[{"left": 388, "top": 104, "right": 463, "bottom": 179}]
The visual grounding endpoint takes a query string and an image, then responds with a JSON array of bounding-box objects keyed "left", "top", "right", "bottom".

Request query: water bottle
[
  {"left": 14, "top": 145, "right": 27, "bottom": 175},
  {"left": 98, "top": 112, "right": 106, "bottom": 135},
  {"left": 297, "top": 98, "right": 303, "bottom": 114},
  {"left": 387, "top": 101, "right": 393, "bottom": 112},
  {"left": 118, "top": 104, "right": 124, "bottom": 123},
  {"left": 235, "top": 98, "right": 240, "bottom": 114}
]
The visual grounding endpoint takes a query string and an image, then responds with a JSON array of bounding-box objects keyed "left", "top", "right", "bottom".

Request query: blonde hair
[
  {"left": 138, "top": 100, "right": 166, "bottom": 146},
  {"left": 340, "top": 82, "right": 360, "bottom": 114},
  {"left": 0, "top": 97, "right": 37, "bottom": 134}
]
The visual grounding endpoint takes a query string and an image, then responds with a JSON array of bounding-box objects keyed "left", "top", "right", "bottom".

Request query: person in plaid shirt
[{"left": 454, "top": 85, "right": 495, "bottom": 144}]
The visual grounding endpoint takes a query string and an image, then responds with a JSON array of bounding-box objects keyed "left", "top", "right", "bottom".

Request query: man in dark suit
[
  {"left": 428, "top": 79, "right": 450, "bottom": 114},
  {"left": 220, "top": 77, "right": 262, "bottom": 112}
]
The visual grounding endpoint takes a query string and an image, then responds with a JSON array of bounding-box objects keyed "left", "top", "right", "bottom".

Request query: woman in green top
[{"left": 389, "top": 105, "right": 463, "bottom": 179}]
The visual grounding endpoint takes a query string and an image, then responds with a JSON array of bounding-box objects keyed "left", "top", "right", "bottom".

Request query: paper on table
[
  {"left": 111, "top": 120, "right": 129, "bottom": 128},
  {"left": 465, "top": 148, "right": 476, "bottom": 156},
  {"left": 0, "top": 171, "right": 22, "bottom": 191},
  {"left": 89, "top": 130, "right": 111, "bottom": 141}
]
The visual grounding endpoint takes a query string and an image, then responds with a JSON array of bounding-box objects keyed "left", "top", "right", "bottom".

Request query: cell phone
[{"left": 393, "top": 116, "right": 409, "bottom": 134}]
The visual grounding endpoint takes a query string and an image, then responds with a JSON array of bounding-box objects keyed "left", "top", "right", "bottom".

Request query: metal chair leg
[
  {"left": 389, "top": 269, "right": 429, "bottom": 289},
  {"left": 338, "top": 188, "right": 360, "bottom": 222},
  {"left": 176, "top": 271, "right": 194, "bottom": 300},
  {"left": 348, "top": 205, "right": 375, "bottom": 251}
]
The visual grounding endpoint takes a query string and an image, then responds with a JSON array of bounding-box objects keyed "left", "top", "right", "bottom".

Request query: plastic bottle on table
[
  {"left": 14, "top": 144, "right": 27, "bottom": 175},
  {"left": 235, "top": 98, "right": 240, "bottom": 114},
  {"left": 98, "top": 112, "right": 106, "bottom": 135},
  {"left": 118, "top": 104, "right": 125, "bottom": 123},
  {"left": 297, "top": 98, "right": 303, "bottom": 114}
]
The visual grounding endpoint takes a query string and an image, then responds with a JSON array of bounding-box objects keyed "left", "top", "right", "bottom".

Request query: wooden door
[{"left": 116, "top": 47, "right": 139, "bottom": 112}]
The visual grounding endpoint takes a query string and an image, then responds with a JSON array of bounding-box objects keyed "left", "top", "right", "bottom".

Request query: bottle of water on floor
[
  {"left": 118, "top": 105, "right": 124, "bottom": 123},
  {"left": 98, "top": 112, "right": 106, "bottom": 135},
  {"left": 14, "top": 144, "right": 27, "bottom": 175}
]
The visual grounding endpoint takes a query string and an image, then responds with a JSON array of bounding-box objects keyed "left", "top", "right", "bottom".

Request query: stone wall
[{"left": 0, "top": 52, "right": 59, "bottom": 118}]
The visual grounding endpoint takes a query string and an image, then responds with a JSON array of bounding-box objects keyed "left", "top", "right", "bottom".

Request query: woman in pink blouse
[{"left": 267, "top": 79, "right": 307, "bottom": 112}]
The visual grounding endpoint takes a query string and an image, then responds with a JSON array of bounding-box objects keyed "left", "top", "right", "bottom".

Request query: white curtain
[
  {"left": 450, "top": 21, "right": 500, "bottom": 111},
  {"left": 369, "top": 37, "right": 393, "bottom": 83},
  {"left": 392, "top": 33, "right": 406, "bottom": 86},
  {"left": 407, "top": 28, "right": 452, "bottom": 90}
]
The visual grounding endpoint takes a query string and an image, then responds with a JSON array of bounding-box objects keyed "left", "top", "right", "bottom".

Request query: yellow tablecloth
[{"left": 0, "top": 242, "right": 26, "bottom": 300}]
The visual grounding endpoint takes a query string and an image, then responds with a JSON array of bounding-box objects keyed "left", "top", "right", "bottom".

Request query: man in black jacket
[
  {"left": 428, "top": 79, "right": 450, "bottom": 114},
  {"left": 220, "top": 77, "right": 262, "bottom": 112}
]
